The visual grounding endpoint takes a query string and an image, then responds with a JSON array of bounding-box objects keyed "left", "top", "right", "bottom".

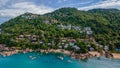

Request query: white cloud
[
  {"left": 0, "top": 0, "right": 9, "bottom": 6},
  {"left": 0, "top": 2, "right": 54, "bottom": 18},
  {"left": 0, "top": 0, "right": 120, "bottom": 20},
  {"left": 12, "top": 2, "right": 54, "bottom": 14},
  {"left": 66, "top": 1, "right": 93, "bottom": 6},
  {"left": 0, "top": 9, "right": 25, "bottom": 17},
  {"left": 78, "top": 0, "right": 120, "bottom": 10},
  {"left": 58, "top": 0, "right": 68, "bottom": 3}
]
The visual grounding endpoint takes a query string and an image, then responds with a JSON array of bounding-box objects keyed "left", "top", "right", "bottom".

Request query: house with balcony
[
  {"left": 44, "top": 20, "right": 50, "bottom": 24},
  {"left": 84, "top": 27, "right": 91, "bottom": 31},
  {"left": 58, "top": 24, "right": 71, "bottom": 30},
  {"left": 73, "top": 45, "right": 80, "bottom": 50},
  {"left": 72, "top": 26, "right": 81, "bottom": 31},
  {"left": 69, "top": 39, "right": 76, "bottom": 47},
  {"left": 0, "top": 44, "right": 6, "bottom": 51}
]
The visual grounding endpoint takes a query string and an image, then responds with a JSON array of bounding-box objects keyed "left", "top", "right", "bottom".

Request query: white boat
[
  {"left": 67, "top": 60, "right": 72, "bottom": 63},
  {"left": 29, "top": 56, "right": 36, "bottom": 60},
  {"left": 58, "top": 56, "right": 64, "bottom": 60},
  {"left": 29, "top": 56, "right": 32, "bottom": 58},
  {"left": 31, "top": 57, "right": 36, "bottom": 60}
]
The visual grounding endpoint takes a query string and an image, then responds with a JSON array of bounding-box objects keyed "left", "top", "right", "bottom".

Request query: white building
[
  {"left": 84, "top": 27, "right": 91, "bottom": 31},
  {"left": 44, "top": 20, "right": 50, "bottom": 24},
  {"left": 73, "top": 26, "right": 81, "bottom": 31},
  {"left": 87, "top": 31, "right": 93, "bottom": 35},
  {"left": 65, "top": 25, "right": 71, "bottom": 30},
  {"left": 64, "top": 44, "right": 69, "bottom": 49},
  {"left": 104, "top": 46, "right": 109, "bottom": 51},
  {"left": 73, "top": 45, "right": 80, "bottom": 50}
]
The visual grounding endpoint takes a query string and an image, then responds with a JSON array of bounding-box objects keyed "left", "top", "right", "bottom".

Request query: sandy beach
[
  {"left": 88, "top": 51, "right": 101, "bottom": 57},
  {"left": 0, "top": 47, "right": 120, "bottom": 59},
  {"left": 112, "top": 53, "right": 120, "bottom": 59}
]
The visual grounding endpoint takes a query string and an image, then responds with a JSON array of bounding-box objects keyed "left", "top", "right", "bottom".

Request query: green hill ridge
[{"left": 0, "top": 7, "right": 120, "bottom": 53}]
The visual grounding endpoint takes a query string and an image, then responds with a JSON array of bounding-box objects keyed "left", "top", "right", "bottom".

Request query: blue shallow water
[{"left": 0, "top": 52, "right": 120, "bottom": 68}]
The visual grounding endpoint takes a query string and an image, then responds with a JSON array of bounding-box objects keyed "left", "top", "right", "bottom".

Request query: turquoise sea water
[{"left": 0, "top": 52, "right": 120, "bottom": 68}]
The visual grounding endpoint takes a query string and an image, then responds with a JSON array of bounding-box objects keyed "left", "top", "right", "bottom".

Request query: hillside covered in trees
[{"left": 0, "top": 8, "right": 120, "bottom": 53}]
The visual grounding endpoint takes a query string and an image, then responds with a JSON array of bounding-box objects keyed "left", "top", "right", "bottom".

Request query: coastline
[
  {"left": 112, "top": 53, "right": 120, "bottom": 59},
  {"left": 0, "top": 47, "right": 120, "bottom": 60}
]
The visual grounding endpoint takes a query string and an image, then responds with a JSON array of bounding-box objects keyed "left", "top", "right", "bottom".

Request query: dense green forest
[{"left": 0, "top": 8, "right": 120, "bottom": 53}]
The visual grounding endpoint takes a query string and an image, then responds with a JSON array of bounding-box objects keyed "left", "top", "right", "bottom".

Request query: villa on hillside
[
  {"left": 21, "top": 15, "right": 30, "bottom": 19},
  {"left": 16, "top": 35, "right": 39, "bottom": 44},
  {"left": 19, "top": 35, "right": 24, "bottom": 38},
  {"left": 0, "top": 44, "right": 6, "bottom": 51},
  {"left": 84, "top": 27, "right": 91, "bottom": 31},
  {"left": 69, "top": 39, "right": 76, "bottom": 47},
  {"left": 64, "top": 44, "right": 69, "bottom": 49},
  {"left": 44, "top": 20, "right": 50, "bottom": 24},
  {"left": 84, "top": 27, "right": 93, "bottom": 37},
  {"left": 104, "top": 46, "right": 109, "bottom": 51},
  {"left": 58, "top": 24, "right": 72, "bottom": 30},
  {"left": 58, "top": 25, "right": 93, "bottom": 37},
  {"left": 58, "top": 24, "right": 82, "bottom": 31},
  {"left": 51, "top": 19, "right": 58, "bottom": 23},
  {"left": 58, "top": 38, "right": 77, "bottom": 49},
  {"left": 73, "top": 45, "right": 80, "bottom": 50},
  {"left": 39, "top": 41, "right": 44, "bottom": 44},
  {"left": 21, "top": 13, "right": 38, "bottom": 19},
  {"left": 24, "top": 35, "right": 31, "bottom": 40},
  {"left": 72, "top": 26, "right": 81, "bottom": 31}
]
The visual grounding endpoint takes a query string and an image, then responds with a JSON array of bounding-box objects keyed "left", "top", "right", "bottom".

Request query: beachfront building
[
  {"left": 64, "top": 44, "right": 69, "bottom": 49},
  {"left": 59, "top": 46, "right": 62, "bottom": 49},
  {"left": 60, "top": 38, "right": 67, "bottom": 45},
  {"left": 89, "top": 47, "right": 94, "bottom": 51},
  {"left": 0, "top": 44, "right": 6, "bottom": 51},
  {"left": 47, "top": 42, "right": 52, "bottom": 46},
  {"left": 70, "top": 43, "right": 75, "bottom": 46},
  {"left": 69, "top": 39, "right": 76, "bottom": 47},
  {"left": 51, "top": 40, "right": 55, "bottom": 46},
  {"left": 104, "top": 46, "right": 109, "bottom": 51},
  {"left": 73, "top": 45, "right": 80, "bottom": 50}
]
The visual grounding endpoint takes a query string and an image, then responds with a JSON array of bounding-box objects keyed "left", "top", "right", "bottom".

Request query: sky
[{"left": 0, "top": 0, "right": 120, "bottom": 24}]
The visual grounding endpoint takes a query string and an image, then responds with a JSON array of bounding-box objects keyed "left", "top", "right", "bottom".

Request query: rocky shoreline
[{"left": 0, "top": 47, "right": 120, "bottom": 60}]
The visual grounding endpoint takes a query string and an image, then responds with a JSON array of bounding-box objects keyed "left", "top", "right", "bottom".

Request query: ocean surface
[{"left": 0, "top": 52, "right": 120, "bottom": 68}]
